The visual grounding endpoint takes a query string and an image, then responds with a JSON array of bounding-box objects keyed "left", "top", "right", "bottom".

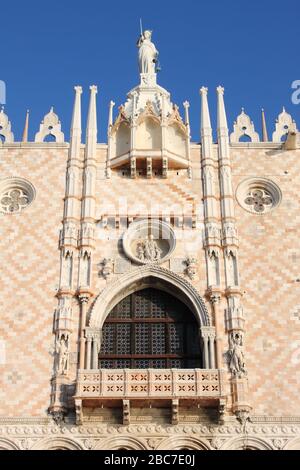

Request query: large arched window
[{"left": 99, "top": 288, "right": 202, "bottom": 369}]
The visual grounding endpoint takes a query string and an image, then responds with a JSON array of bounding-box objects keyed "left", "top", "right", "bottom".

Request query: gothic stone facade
[{"left": 0, "top": 69, "right": 300, "bottom": 451}]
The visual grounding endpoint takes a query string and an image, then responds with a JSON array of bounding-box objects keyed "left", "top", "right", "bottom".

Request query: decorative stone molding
[
  {"left": 123, "top": 400, "right": 130, "bottom": 426},
  {"left": 220, "top": 436, "right": 273, "bottom": 450},
  {"left": 100, "top": 258, "right": 114, "bottom": 280},
  {"left": 111, "top": 105, "right": 130, "bottom": 134},
  {"left": 0, "top": 420, "right": 299, "bottom": 450},
  {"left": 96, "top": 435, "right": 148, "bottom": 451},
  {"left": 31, "top": 437, "right": 83, "bottom": 451},
  {"left": 0, "top": 177, "right": 36, "bottom": 215},
  {"left": 156, "top": 436, "right": 211, "bottom": 450},
  {"left": 272, "top": 107, "right": 297, "bottom": 143},
  {"left": 35, "top": 107, "right": 65, "bottom": 143},
  {"left": 236, "top": 177, "right": 282, "bottom": 215},
  {"left": 123, "top": 219, "right": 176, "bottom": 266},
  {"left": 89, "top": 265, "right": 211, "bottom": 329},
  {"left": 0, "top": 438, "right": 19, "bottom": 450},
  {"left": 230, "top": 109, "right": 260, "bottom": 143},
  {"left": 0, "top": 107, "right": 14, "bottom": 142}
]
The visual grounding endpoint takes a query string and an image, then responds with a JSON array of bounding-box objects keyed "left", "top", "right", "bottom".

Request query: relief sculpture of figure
[
  {"left": 228, "top": 332, "right": 247, "bottom": 378},
  {"left": 137, "top": 30, "right": 159, "bottom": 75},
  {"left": 137, "top": 235, "right": 162, "bottom": 262}
]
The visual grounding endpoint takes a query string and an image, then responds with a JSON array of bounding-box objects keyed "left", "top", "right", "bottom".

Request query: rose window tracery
[
  {"left": 0, "top": 178, "right": 36, "bottom": 215},
  {"left": 236, "top": 178, "right": 281, "bottom": 215},
  {"left": 244, "top": 189, "right": 273, "bottom": 213},
  {"left": 0, "top": 188, "right": 30, "bottom": 213}
]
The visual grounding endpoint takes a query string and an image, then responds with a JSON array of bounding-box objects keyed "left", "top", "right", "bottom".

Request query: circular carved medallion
[{"left": 123, "top": 220, "right": 176, "bottom": 265}]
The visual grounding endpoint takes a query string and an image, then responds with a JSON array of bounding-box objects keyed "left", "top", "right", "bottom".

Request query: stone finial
[
  {"left": 35, "top": 107, "right": 64, "bottom": 143},
  {"left": 230, "top": 108, "right": 260, "bottom": 143},
  {"left": 183, "top": 101, "right": 190, "bottom": 126},
  {"left": 272, "top": 107, "right": 297, "bottom": 142},
  {"left": 108, "top": 100, "right": 116, "bottom": 129},
  {"left": 0, "top": 107, "right": 14, "bottom": 143},
  {"left": 200, "top": 86, "right": 208, "bottom": 95}
]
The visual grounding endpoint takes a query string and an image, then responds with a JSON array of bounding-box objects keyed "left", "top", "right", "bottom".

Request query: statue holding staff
[{"left": 137, "top": 29, "right": 159, "bottom": 75}]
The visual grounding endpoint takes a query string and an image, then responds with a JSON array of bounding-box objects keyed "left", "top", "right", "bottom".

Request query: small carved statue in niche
[
  {"left": 137, "top": 235, "right": 162, "bottom": 262},
  {"left": 228, "top": 332, "right": 247, "bottom": 378},
  {"left": 56, "top": 335, "right": 69, "bottom": 375}
]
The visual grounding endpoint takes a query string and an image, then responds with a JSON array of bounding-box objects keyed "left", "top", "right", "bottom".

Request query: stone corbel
[
  {"left": 75, "top": 399, "right": 83, "bottom": 426},
  {"left": 131, "top": 157, "right": 137, "bottom": 179},
  {"left": 123, "top": 400, "right": 130, "bottom": 425},
  {"left": 172, "top": 399, "right": 179, "bottom": 425},
  {"left": 218, "top": 398, "right": 227, "bottom": 425},
  {"left": 162, "top": 157, "right": 168, "bottom": 178},
  {"left": 147, "top": 157, "right": 152, "bottom": 178},
  {"left": 233, "top": 401, "right": 252, "bottom": 428},
  {"left": 49, "top": 375, "right": 69, "bottom": 424}
]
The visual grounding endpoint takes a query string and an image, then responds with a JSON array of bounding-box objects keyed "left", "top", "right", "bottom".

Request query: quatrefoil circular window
[
  {"left": 236, "top": 178, "right": 282, "bottom": 215},
  {"left": 0, "top": 178, "right": 36, "bottom": 214}
]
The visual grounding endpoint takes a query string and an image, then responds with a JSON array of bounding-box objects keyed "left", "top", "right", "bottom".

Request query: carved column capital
[
  {"left": 206, "top": 287, "right": 222, "bottom": 305},
  {"left": 85, "top": 328, "right": 101, "bottom": 341},
  {"left": 200, "top": 326, "right": 216, "bottom": 340},
  {"left": 78, "top": 294, "right": 90, "bottom": 305}
]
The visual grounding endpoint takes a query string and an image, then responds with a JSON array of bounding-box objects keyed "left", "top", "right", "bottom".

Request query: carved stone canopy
[{"left": 123, "top": 219, "right": 176, "bottom": 266}]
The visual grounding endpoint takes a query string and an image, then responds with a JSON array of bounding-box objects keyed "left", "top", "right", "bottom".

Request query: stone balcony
[{"left": 74, "top": 369, "right": 226, "bottom": 424}]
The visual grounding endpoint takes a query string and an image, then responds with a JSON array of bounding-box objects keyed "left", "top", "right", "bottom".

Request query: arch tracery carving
[{"left": 89, "top": 265, "right": 211, "bottom": 329}]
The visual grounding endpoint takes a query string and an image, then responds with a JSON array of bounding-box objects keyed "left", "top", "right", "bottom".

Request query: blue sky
[{"left": 1, "top": 0, "right": 300, "bottom": 142}]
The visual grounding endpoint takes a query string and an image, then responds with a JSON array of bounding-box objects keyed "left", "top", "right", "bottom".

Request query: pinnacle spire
[
  {"left": 70, "top": 86, "right": 82, "bottom": 159},
  {"left": 86, "top": 85, "right": 98, "bottom": 159},
  {"left": 22, "top": 110, "right": 29, "bottom": 143},
  {"left": 261, "top": 108, "right": 269, "bottom": 142},
  {"left": 200, "top": 87, "right": 212, "bottom": 130},
  {"left": 216, "top": 86, "right": 228, "bottom": 130}
]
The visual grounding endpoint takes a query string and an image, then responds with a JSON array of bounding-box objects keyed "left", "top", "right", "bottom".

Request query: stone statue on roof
[{"left": 137, "top": 30, "right": 159, "bottom": 75}]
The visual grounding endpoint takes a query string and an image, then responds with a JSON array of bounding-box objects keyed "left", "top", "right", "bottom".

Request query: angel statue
[
  {"left": 228, "top": 332, "right": 247, "bottom": 378},
  {"left": 137, "top": 30, "right": 159, "bottom": 75}
]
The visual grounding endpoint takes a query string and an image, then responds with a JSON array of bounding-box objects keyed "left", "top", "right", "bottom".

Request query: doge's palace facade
[{"left": 0, "top": 31, "right": 300, "bottom": 451}]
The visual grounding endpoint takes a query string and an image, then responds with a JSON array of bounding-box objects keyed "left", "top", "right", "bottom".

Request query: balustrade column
[
  {"left": 211, "top": 294, "right": 223, "bottom": 369},
  {"left": 202, "top": 334, "right": 209, "bottom": 369},
  {"left": 79, "top": 296, "right": 89, "bottom": 369},
  {"left": 92, "top": 334, "right": 100, "bottom": 370},
  {"left": 201, "top": 326, "right": 217, "bottom": 370},
  {"left": 85, "top": 335, "right": 92, "bottom": 370},
  {"left": 209, "top": 335, "right": 216, "bottom": 369}
]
